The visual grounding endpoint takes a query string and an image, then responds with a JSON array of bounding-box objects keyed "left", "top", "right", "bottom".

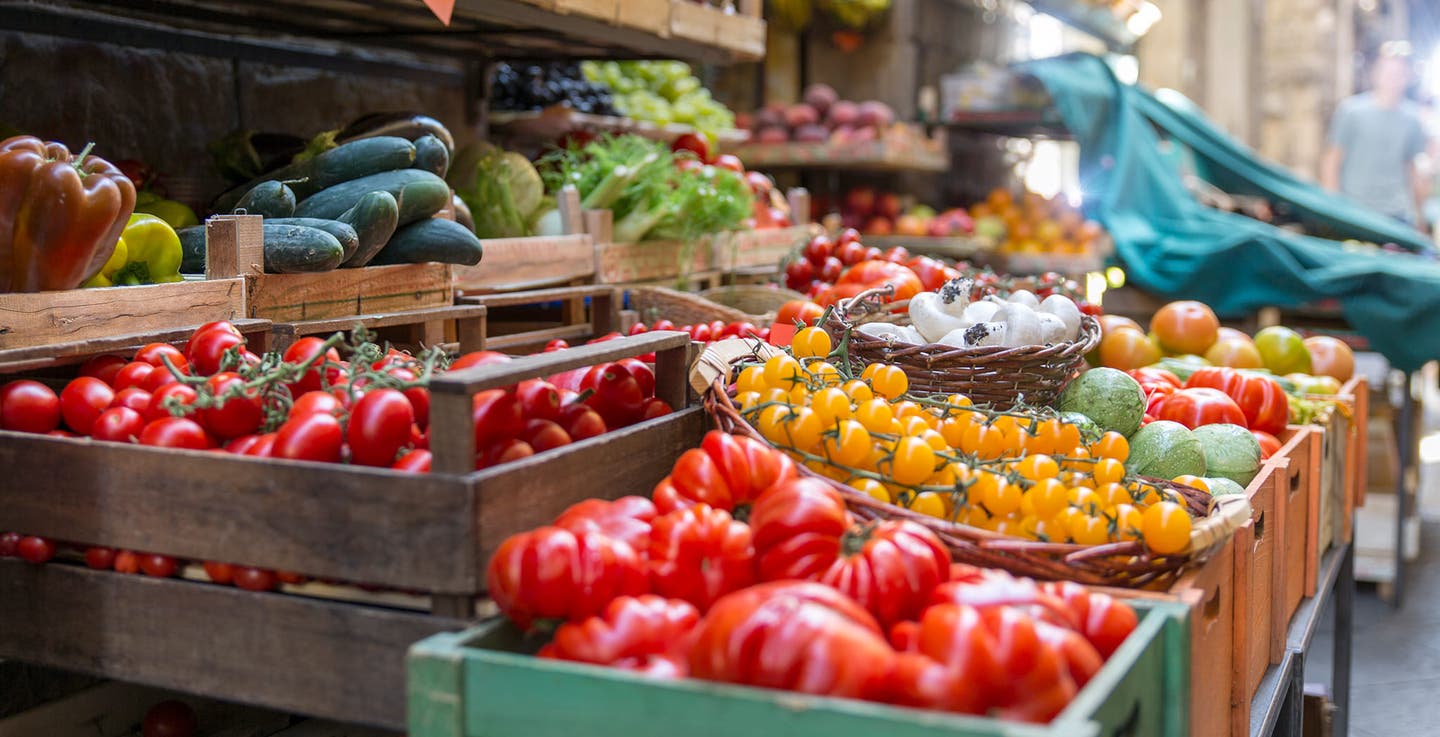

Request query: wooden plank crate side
[
  {"left": 0, "top": 319, "right": 273, "bottom": 374},
  {"left": 406, "top": 603, "right": 1182, "bottom": 737},
  {"left": 1241, "top": 461, "right": 1281, "bottom": 668},
  {"left": 452, "top": 234, "right": 595, "bottom": 293},
  {"left": 459, "top": 285, "right": 619, "bottom": 353},
  {"left": 268, "top": 303, "right": 488, "bottom": 354},
  {"left": 1269, "top": 428, "right": 1314, "bottom": 627},
  {"left": 0, "top": 332, "right": 693, "bottom": 597},
  {"left": 0, "top": 278, "right": 248, "bottom": 351},
  {"left": 1346, "top": 375, "right": 1370, "bottom": 520},
  {"left": 0, "top": 561, "right": 462, "bottom": 731},
  {"left": 0, "top": 680, "right": 328, "bottom": 737}
]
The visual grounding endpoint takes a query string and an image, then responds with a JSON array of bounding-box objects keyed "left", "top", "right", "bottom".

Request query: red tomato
[
  {"left": 139, "top": 554, "right": 179, "bottom": 578},
  {"left": 91, "top": 407, "right": 145, "bottom": 443},
  {"left": 1037, "top": 580, "right": 1139, "bottom": 659},
  {"left": 1154, "top": 387, "right": 1249, "bottom": 429},
  {"left": 291, "top": 391, "right": 344, "bottom": 418},
  {"left": 111, "top": 387, "right": 153, "bottom": 413},
  {"left": 0, "top": 380, "right": 61, "bottom": 433},
  {"left": 671, "top": 132, "right": 711, "bottom": 163},
  {"left": 712, "top": 153, "right": 744, "bottom": 173},
  {"left": 451, "top": 350, "right": 512, "bottom": 371},
  {"left": 616, "top": 358, "right": 655, "bottom": 397},
  {"left": 515, "top": 379, "right": 562, "bottom": 422},
  {"left": 224, "top": 434, "right": 264, "bottom": 455},
  {"left": 1252, "top": 429, "right": 1282, "bottom": 459},
  {"left": 1184, "top": 367, "right": 1290, "bottom": 435},
  {"left": 139, "top": 417, "right": 212, "bottom": 449},
  {"left": 560, "top": 404, "right": 607, "bottom": 441},
  {"left": 689, "top": 581, "right": 893, "bottom": 700},
  {"left": 585, "top": 363, "right": 646, "bottom": 428},
  {"left": 392, "top": 448, "right": 432, "bottom": 472},
  {"left": 819, "top": 256, "right": 844, "bottom": 282},
  {"left": 85, "top": 546, "right": 117, "bottom": 570},
  {"left": 883, "top": 246, "right": 911, "bottom": 263},
  {"left": 554, "top": 496, "right": 657, "bottom": 551},
  {"left": 472, "top": 389, "right": 524, "bottom": 450},
  {"left": 783, "top": 259, "right": 815, "bottom": 291},
  {"left": 193, "top": 321, "right": 242, "bottom": 338},
  {"left": 198, "top": 372, "right": 263, "bottom": 440},
  {"left": 271, "top": 413, "right": 342, "bottom": 462},
  {"left": 244, "top": 433, "right": 277, "bottom": 457},
  {"left": 544, "top": 339, "right": 570, "bottom": 352},
  {"left": 145, "top": 383, "right": 198, "bottom": 423},
  {"left": 749, "top": 478, "right": 950, "bottom": 626},
  {"left": 648, "top": 504, "right": 755, "bottom": 609},
  {"left": 79, "top": 354, "right": 127, "bottom": 385},
  {"left": 203, "top": 561, "right": 235, "bottom": 584},
  {"left": 539, "top": 595, "right": 700, "bottom": 678},
  {"left": 907, "top": 256, "right": 961, "bottom": 292},
  {"left": 639, "top": 397, "right": 672, "bottom": 421},
  {"left": 134, "top": 343, "right": 189, "bottom": 374},
  {"left": 141, "top": 700, "right": 198, "bottom": 737},
  {"left": 113, "top": 550, "right": 140, "bottom": 574},
  {"left": 522, "top": 418, "right": 572, "bottom": 452},
  {"left": 835, "top": 241, "right": 867, "bottom": 266},
  {"left": 1127, "top": 367, "right": 1182, "bottom": 389},
  {"left": 652, "top": 431, "right": 798, "bottom": 514},
  {"left": 487, "top": 526, "right": 648, "bottom": 629},
  {"left": 112, "top": 361, "right": 156, "bottom": 391},
  {"left": 653, "top": 319, "right": 676, "bottom": 331},
  {"left": 803, "top": 235, "right": 835, "bottom": 265},
  {"left": 690, "top": 322, "right": 713, "bottom": 342},
  {"left": 404, "top": 385, "right": 431, "bottom": 429},
  {"left": 282, "top": 337, "right": 342, "bottom": 394},
  {"left": 347, "top": 389, "right": 416, "bottom": 467},
  {"left": 628, "top": 321, "right": 650, "bottom": 336},
  {"left": 16, "top": 536, "right": 55, "bottom": 564},
  {"left": 60, "top": 377, "right": 115, "bottom": 435},
  {"left": 775, "top": 300, "right": 825, "bottom": 328},
  {"left": 477, "top": 438, "right": 535, "bottom": 469},
  {"left": 0, "top": 531, "right": 18, "bottom": 557},
  {"left": 836, "top": 259, "right": 924, "bottom": 302},
  {"left": 1150, "top": 300, "right": 1220, "bottom": 356},
  {"left": 233, "top": 567, "right": 279, "bottom": 592},
  {"left": 185, "top": 328, "right": 246, "bottom": 376},
  {"left": 836, "top": 227, "right": 862, "bottom": 246}
]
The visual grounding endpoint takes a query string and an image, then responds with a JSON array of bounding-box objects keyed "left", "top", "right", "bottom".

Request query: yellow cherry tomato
[
  {"left": 762, "top": 354, "right": 803, "bottom": 391},
  {"left": 1070, "top": 514, "right": 1110, "bottom": 545},
  {"left": 792, "top": 327, "right": 833, "bottom": 358},
  {"left": 852, "top": 477, "right": 891, "bottom": 503},
  {"left": 854, "top": 398, "right": 896, "bottom": 434},
  {"left": 735, "top": 391, "right": 761, "bottom": 411},
  {"left": 961, "top": 423, "right": 1008, "bottom": 460},
  {"left": 1142, "top": 501, "right": 1192, "bottom": 554},
  {"left": 909, "top": 490, "right": 947, "bottom": 518},
  {"left": 1171, "top": 475, "right": 1210, "bottom": 494},
  {"left": 1112, "top": 503, "right": 1144, "bottom": 542},
  {"left": 886, "top": 436, "right": 938, "bottom": 486},
  {"left": 822, "top": 419, "right": 872, "bottom": 467},
  {"left": 981, "top": 476, "right": 1022, "bottom": 516},
  {"left": 1096, "top": 482, "right": 1133, "bottom": 507},
  {"left": 1028, "top": 478, "right": 1070, "bottom": 519},
  {"left": 1091, "top": 431, "right": 1130, "bottom": 461},
  {"left": 735, "top": 365, "right": 767, "bottom": 394},
  {"left": 1092, "top": 458, "right": 1126, "bottom": 485},
  {"left": 1016, "top": 454, "right": 1061, "bottom": 481},
  {"left": 841, "top": 379, "right": 874, "bottom": 403},
  {"left": 870, "top": 365, "right": 909, "bottom": 400},
  {"left": 809, "top": 387, "right": 852, "bottom": 423},
  {"left": 1069, "top": 487, "right": 1104, "bottom": 513},
  {"left": 784, "top": 407, "right": 824, "bottom": 450},
  {"left": 808, "top": 360, "right": 842, "bottom": 387}
]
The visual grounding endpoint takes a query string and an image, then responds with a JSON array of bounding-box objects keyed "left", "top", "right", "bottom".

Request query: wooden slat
[
  {"left": 483, "top": 323, "right": 593, "bottom": 352},
  {"left": 452, "top": 235, "right": 594, "bottom": 293},
  {"left": 459, "top": 285, "right": 617, "bottom": 310},
  {"left": 614, "top": 0, "right": 669, "bottom": 34},
  {"left": 0, "top": 318, "right": 272, "bottom": 373},
  {"left": 0, "top": 278, "right": 248, "bottom": 350},
  {"left": 474, "top": 407, "right": 707, "bottom": 564},
  {"left": 0, "top": 434, "right": 478, "bottom": 593},
  {"left": 247, "top": 264, "right": 454, "bottom": 321},
  {"left": 431, "top": 331, "right": 691, "bottom": 395},
  {"left": 0, "top": 562, "right": 462, "bottom": 730},
  {"left": 272, "top": 305, "right": 489, "bottom": 338}
]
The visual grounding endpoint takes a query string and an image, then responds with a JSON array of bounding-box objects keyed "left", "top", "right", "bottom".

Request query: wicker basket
[
  {"left": 690, "top": 341, "right": 1248, "bottom": 588},
  {"left": 628, "top": 286, "right": 752, "bottom": 327},
  {"left": 699, "top": 285, "right": 810, "bottom": 322},
  {"left": 826, "top": 287, "right": 1101, "bottom": 409}
]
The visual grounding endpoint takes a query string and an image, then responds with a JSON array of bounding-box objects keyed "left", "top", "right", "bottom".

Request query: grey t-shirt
[{"left": 1328, "top": 92, "right": 1428, "bottom": 219}]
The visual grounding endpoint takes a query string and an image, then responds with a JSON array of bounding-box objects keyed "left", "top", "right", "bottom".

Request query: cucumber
[
  {"left": 338, "top": 191, "right": 401, "bottom": 268},
  {"left": 368, "top": 218, "right": 483, "bottom": 266},
  {"left": 266, "top": 218, "right": 359, "bottom": 261},
  {"left": 412, "top": 134, "right": 450, "bottom": 178},
  {"left": 214, "top": 136, "right": 417, "bottom": 212},
  {"left": 294, "top": 169, "right": 450, "bottom": 225},
  {"left": 263, "top": 224, "right": 345, "bottom": 273},
  {"left": 234, "top": 180, "right": 296, "bottom": 218},
  {"left": 178, "top": 226, "right": 206, "bottom": 273}
]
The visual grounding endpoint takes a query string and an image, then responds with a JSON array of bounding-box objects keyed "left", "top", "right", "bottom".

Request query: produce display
[
  {"left": 819, "top": 185, "right": 974, "bottom": 237},
  {"left": 581, "top": 61, "right": 737, "bottom": 141},
  {"left": 969, "top": 188, "right": 1107, "bottom": 257},
  {"left": 487, "top": 424, "right": 1141, "bottom": 722},
  {"left": 491, "top": 62, "right": 619, "bottom": 116},
  {"left": 740, "top": 83, "right": 897, "bottom": 146}
]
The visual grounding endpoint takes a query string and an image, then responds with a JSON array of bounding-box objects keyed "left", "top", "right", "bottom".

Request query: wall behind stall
[{"left": 0, "top": 31, "right": 471, "bottom": 206}]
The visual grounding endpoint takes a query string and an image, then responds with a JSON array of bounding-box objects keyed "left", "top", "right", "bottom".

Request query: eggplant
[{"left": 338, "top": 112, "right": 454, "bottom": 155}]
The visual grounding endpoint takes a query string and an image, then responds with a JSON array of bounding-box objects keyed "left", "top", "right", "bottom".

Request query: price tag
[{"left": 422, "top": 0, "right": 455, "bottom": 24}]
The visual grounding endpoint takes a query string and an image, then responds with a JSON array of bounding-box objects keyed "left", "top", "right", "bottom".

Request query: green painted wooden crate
[{"left": 407, "top": 600, "right": 1189, "bottom": 737}]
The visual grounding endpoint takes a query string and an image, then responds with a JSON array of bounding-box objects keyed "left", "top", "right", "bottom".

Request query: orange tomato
[
  {"left": 1150, "top": 301, "right": 1219, "bottom": 355},
  {"left": 1216, "top": 326, "right": 1252, "bottom": 343},
  {"left": 835, "top": 260, "right": 924, "bottom": 303},
  {"left": 775, "top": 300, "right": 825, "bottom": 328},
  {"left": 1099, "top": 328, "right": 1162, "bottom": 370},
  {"left": 1304, "top": 336, "right": 1355, "bottom": 382},
  {"left": 1097, "top": 314, "right": 1143, "bottom": 336},
  {"left": 1203, "top": 336, "right": 1264, "bottom": 369}
]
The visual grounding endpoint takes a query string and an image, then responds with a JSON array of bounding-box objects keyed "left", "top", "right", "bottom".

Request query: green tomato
[{"left": 1255, "top": 326, "right": 1313, "bottom": 375}]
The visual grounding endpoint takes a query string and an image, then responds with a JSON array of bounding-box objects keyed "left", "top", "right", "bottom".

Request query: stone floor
[{"left": 1307, "top": 521, "right": 1440, "bottom": 737}]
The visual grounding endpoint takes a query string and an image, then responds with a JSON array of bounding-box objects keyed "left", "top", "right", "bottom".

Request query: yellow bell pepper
[
  {"left": 86, "top": 213, "right": 183, "bottom": 287},
  {"left": 134, "top": 197, "right": 199, "bottom": 229}
]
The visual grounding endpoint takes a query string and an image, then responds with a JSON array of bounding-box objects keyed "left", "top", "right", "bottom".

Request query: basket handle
[{"left": 834, "top": 285, "right": 896, "bottom": 320}]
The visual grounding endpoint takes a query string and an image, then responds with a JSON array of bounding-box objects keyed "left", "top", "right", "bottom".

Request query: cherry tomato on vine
[
  {"left": 113, "top": 550, "right": 140, "bottom": 574},
  {"left": 198, "top": 372, "right": 263, "bottom": 440},
  {"left": 282, "top": 337, "right": 343, "bottom": 394},
  {"left": 291, "top": 391, "right": 343, "bottom": 418},
  {"left": 392, "top": 448, "right": 433, "bottom": 472},
  {"left": 60, "top": 377, "right": 115, "bottom": 435},
  {"left": 515, "top": 379, "right": 561, "bottom": 422},
  {"left": 113, "top": 361, "right": 157, "bottom": 391},
  {"left": 145, "top": 383, "right": 198, "bottom": 423},
  {"left": 79, "top": 354, "right": 127, "bottom": 385},
  {"left": 348, "top": 389, "right": 416, "bottom": 467},
  {"left": 139, "top": 554, "right": 180, "bottom": 578},
  {"left": 0, "top": 380, "right": 61, "bottom": 433},
  {"left": 451, "top": 350, "right": 512, "bottom": 371},
  {"left": 140, "top": 417, "right": 212, "bottom": 450},
  {"left": 203, "top": 561, "right": 235, "bottom": 584},
  {"left": 92, "top": 407, "right": 145, "bottom": 443},
  {"left": 17, "top": 536, "right": 55, "bottom": 564},
  {"left": 1142, "top": 502, "right": 1192, "bottom": 554},
  {"left": 185, "top": 327, "right": 246, "bottom": 376},
  {"left": 134, "top": 343, "right": 189, "bottom": 374},
  {"left": 233, "top": 567, "right": 279, "bottom": 592},
  {"left": 85, "top": 546, "right": 117, "bottom": 570},
  {"left": 271, "top": 413, "right": 342, "bottom": 463}
]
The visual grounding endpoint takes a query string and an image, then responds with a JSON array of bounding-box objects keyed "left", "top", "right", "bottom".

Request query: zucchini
[
  {"left": 266, "top": 217, "right": 359, "bottom": 261},
  {"left": 234, "top": 181, "right": 296, "bottom": 218},
  {"left": 368, "top": 218, "right": 483, "bottom": 266},
  {"left": 338, "top": 191, "right": 401, "bottom": 268},
  {"left": 412, "top": 134, "right": 450, "bottom": 178},
  {"left": 178, "top": 226, "right": 206, "bottom": 273},
  {"left": 294, "top": 169, "right": 450, "bottom": 225},
  {"left": 262, "top": 224, "right": 345, "bottom": 273},
  {"left": 214, "top": 136, "right": 417, "bottom": 212}
]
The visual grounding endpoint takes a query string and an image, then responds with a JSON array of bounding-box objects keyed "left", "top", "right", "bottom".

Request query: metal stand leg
[
  {"left": 1333, "top": 543, "right": 1354, "bottom": 737},
  {"left": 1395, "top": 374, "right": 1416, "bottom": 608},
  {"left": 1279, "top": 653, "right": 1305, "bottom": 737}
]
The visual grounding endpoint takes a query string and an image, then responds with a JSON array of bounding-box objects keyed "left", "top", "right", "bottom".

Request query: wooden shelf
[
  {"left": 945, "top": 110, "right": 1073, "bottom": 140},
  {"left": 863, "top": 235, "right": 989, "bottom": 259},
  {"left": 725, "top": 129, "right": 949, "bottom": 173},
  {"left": 489, "top": 108, "right": 746, "bottom": 144}
]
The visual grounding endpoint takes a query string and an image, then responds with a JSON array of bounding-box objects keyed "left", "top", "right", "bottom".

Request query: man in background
[{"left": 1321, "top": 42, "right": 1432, "bottom": 233}]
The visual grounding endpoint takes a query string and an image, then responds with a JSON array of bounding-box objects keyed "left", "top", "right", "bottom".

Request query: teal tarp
[{"left": 1019, "top": 53, "right": 1440, "bottom": 371}]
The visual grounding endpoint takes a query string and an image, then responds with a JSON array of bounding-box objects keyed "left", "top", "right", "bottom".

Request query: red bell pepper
[
  {"left": 1184, "top": 367, "right": 1290, "bottom": 435},
  {"left": 1154, "top": 387, "right": 1249, "bottom": 429}
]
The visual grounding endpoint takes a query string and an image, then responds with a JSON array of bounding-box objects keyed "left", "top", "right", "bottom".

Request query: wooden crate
[
  {"left": 268, "top": 304, "right": 488, "bottom": 354},
  {"left": 0, "top": 679, "right": 304, "bottom": 737},
  {"left": 206, "top": 215, "right": 454, "bottom": 322},
  {"left": 0, "top": 331, "right": 700, "bottom": 728},
  {"left": 0, "top": 319, "right": 273, "bottom": 374},
  {"left": 614, "top": 0, "right": 670, "bottom": 34},
  {"left": 554, "top": 0, "right": 616, "bottom": 20},
  {"left": 1270, "top": 427, "right": 1316, "bottom": 625},
  {"left": 0, "top": 277, "right": 247, "bottom": 352},
  {"left": 1232, "top": 462, "right": 1281, "bottom": 709},
  {"left": 408, "top": 601, "right": 1188, "bottom": 737},
  {"left": 1346, "top": 374, "right": 1370, "bottom": 516},
  {"left": 459, "top": 285, "right": 619, "bottom": 354},
  {"left": 452, "top": 235, "right": 594, "bottom": 293},
  {"left": 668, "top": 0, "right": 764, "bottom": 60},
  {"left": 711, "top": 225, "right": 814, "bottom": 273}
]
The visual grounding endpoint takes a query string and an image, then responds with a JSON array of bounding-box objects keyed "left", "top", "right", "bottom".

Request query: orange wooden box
[
  {"left": 1233, "top": 461, "right": 1283, "bottom": 711},
  {"left": 1271, "top": 427, "right": 1317, "bottom": 624}
]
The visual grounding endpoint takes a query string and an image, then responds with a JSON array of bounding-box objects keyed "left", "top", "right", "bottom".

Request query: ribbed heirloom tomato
[
  {"left": 1184, "top": 367, "right": 1288, "bottom": 434},
  {"left": 1154, "top": 387, "right": 1248, "bottom": 429},
  {"left": 487, "top": 526, "right": 647, "bottom": 629},
  {"left": 652, "top": 431, "right": 798, "bottom": 514},
  {"left": 540, "top": 595, "right": 700, "bottom": 678},
  {"left": 646, "top": 504, "right": 755, "bottom": 610},
  {"left": 553, "top": 496, "right": 657, "bottom": 550}
]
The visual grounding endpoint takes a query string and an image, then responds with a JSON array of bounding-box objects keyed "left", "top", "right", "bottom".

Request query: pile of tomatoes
[
  {"left": 783, "top": 230, "right": 958, "bottom": 306},
  {"left": 620, "top": 317, "right": 770, "bottom": 346},
  {"left": 733, "top": 328, "right": 1196, "bottom": 555},
  {"left": 488, "top": 428, "right": 1139, "bottom": 722},
  {"left": 1130, "top": 366, "right": 1287, "bottom": 454}
]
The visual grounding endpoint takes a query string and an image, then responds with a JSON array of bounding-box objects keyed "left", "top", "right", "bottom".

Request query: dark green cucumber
[
  {"left": 338, "top": 191, "right": 401, "bottom": 268},
  {"left": 178, "top": 226, "right": 207, "bottom": 273},
  {"left": 294, "top": 169, "right": 449, "bottom": 225},
  {"left": 214, "top": 136, "right": 417, "bottom": 212},
  {"left": 368, "top": 218, "right": 483, "bottom": 266},
  {"left": 263, "top": 224, "right": 344, "bottom": 273},
  {"left": 412, "top": 134, "right": 450, "bottom": 178},
  {"left": 234, "top": 181, "right": 296, "bottom": 218},
  {"left": 266, "top": 218, "right": 359, "bottom": 261}
]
